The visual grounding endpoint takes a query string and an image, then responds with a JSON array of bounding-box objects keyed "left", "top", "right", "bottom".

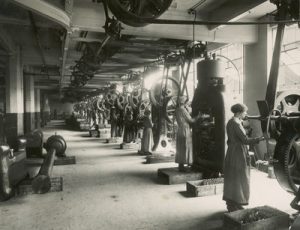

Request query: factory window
[
  {"left": 214, "top": 44, "right": 244, "bottom": 103},
  {"left": 273, "top": 25, "right": 300, "bottom": 91}
]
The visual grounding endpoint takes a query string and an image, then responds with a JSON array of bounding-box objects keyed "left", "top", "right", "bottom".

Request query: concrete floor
[{"left": 0, "top": 120, "right": 296, "bottom": 230}]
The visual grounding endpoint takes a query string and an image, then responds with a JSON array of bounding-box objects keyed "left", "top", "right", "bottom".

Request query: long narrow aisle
[{"left": 0, "top": 121, "right": 295, "bottom": 230}]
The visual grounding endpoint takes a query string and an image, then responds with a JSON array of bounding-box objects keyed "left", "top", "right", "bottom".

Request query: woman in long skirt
[
  {"left": 140, "top": 109, "right": 153, "bottom": 155},
  {"left": 223, "top": 103, "right": 264, "bottom": 212}
]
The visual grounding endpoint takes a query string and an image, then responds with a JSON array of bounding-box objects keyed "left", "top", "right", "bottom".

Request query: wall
[{"left": 244, "top": 23, "right": 271, "bottom": 159}]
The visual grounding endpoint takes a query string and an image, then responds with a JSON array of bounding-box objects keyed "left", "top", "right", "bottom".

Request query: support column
[
  {"left": 41, "top": 93, "right": 50, "bottom": 127},
  {"left": 5, "top": 46, "right": 24, "bottom": 148},
  {"left": 34, "top": 88, "right": 41, "bottom": 129},
  {"left": 24, "top": 74, "right": 35, "bottom": 133},
  {"left": 244, "top": 23, "right": 272, "bottom": 159}
]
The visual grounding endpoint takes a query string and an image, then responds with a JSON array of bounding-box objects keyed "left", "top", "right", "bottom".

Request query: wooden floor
[{"left": 0, "top": 120, "right": 295, "bottom": 230}]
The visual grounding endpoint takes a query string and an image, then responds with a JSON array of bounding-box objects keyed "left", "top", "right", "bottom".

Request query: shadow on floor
[
  {"left": 111, "top": 152, "right": 140, "bottom": 157},
  {"left": 178, "top": 191, "right": 193, "bottom": 198},
  {"left": 186, "top": 212, "right": 225, "bottom": 230},
  {"left": 125, "top": 170, "right": 158, "bottom": 184}
]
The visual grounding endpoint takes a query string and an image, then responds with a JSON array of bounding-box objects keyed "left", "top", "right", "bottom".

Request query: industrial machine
[
  {"left": 0, "top": 138, "right": 27, "bottom": 201},
  {"left": 0, "top": 134, "right": 67, "bottom": 201},
  {"left": 191, "top": 57, "right": 226, "bottom": 177}
]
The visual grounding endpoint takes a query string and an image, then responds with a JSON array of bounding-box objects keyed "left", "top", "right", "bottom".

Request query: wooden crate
[
  {"left": 145, "top": 154, "right": 175, "bottom": 164},
  {"left": 223, "top": 206, "right": 289, "bottom": 230},
  {"left": 157, "top": 167, "right": 203, "bottom": 185},
  {"left": 15, "top": 177, "right": 63, "bottom": 196},
  {"left": 186, "top": 178, "right": 224, "bottom": 197},
  {"left": 89, "top": 130, "right": 99, "bottom": 137}
]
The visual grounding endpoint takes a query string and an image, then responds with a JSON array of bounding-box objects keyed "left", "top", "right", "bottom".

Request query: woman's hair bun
[{"left": 231, "top": 103, "right": 248, "bottom": 114}]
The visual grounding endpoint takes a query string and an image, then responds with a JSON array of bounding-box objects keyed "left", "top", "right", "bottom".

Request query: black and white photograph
[{"left": 0, "top": 0, "right": 300, "bottom": 229}]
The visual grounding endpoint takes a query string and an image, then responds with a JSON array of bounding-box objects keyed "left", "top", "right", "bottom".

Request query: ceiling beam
[
  {"left": 95, "top": 60, "right": 161, "bottom": 74},
  {"left": 60, "top": 0, "right": 74, "bottom": 87},
  {"left": 0, "top": 15, "right": 60, "bottom": 28},
  {"left": 60, "top": 30, "right": 71, "bottom": 87},
  {"left": 71, "top": 2, "right": 258, "bottom": 43},
  {"left": 208, "top": 0, "right": 268, "bottom": 30},
  {"left": 11, "top": 0, "right": 70, "bottom": 29}
]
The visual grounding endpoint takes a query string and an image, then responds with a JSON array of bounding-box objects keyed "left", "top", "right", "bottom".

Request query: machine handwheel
[
  {"left": 274, "top": 134, "right": 300, "bottom": 194},
  {"left": 107, "top": 0, "right": 173, "bottom": 27}
]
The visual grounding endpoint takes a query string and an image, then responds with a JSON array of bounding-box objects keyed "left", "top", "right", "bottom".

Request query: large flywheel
[
  {"left": 274, "top": 134, "right": 300, "bottom": 194},
  {"left": 149, "top": 76, "right": 180, "bottom": 108},
  {"left": 269, "top": 92, "right": 300, "bottom": 139},
  {"left": 107, "top": 0, "right": 173, "bottom": 27}
]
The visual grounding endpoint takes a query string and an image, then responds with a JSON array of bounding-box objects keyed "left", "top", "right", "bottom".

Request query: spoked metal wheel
[
  {"left": 275, "top": 92, "right": 300, "bottom": 115},
  {"left": 107, "top": 0, "right": 173, "bottom": 27},
  {"left": 270, "top": 93, "right": 300, "bottom": 139},
  {"left": 274, "top": 134, "right": 300, "bottom": 194},
  {"left": 149, "top": 76, "right": 180, "bottom": 108}
]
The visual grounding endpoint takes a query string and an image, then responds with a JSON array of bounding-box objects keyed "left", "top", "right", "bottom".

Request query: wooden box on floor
[
  {"left": 223, "top": 206, "right": 289, "bottom": 230},
  {"left": 186, "top": 178, "right": 224, "bottom": 197},
  {"left": 157, "top": 167, "right": 203, "bottom": 185},
  {"left": 89, "top": 130, "right": 99, "bottom": 137},
  {"left": 145, "top": 154, "right": 175, "bottom": 164}
]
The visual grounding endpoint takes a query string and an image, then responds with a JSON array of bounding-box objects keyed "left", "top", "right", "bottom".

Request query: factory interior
[{"left": 1, "top": 0, "right": 300, "bottom": 229}]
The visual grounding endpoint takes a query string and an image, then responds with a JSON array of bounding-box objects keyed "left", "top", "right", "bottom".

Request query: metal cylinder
[
  {"left": 197, "top": 59, "right": 225, "bottom": 88},
  {"left": 45, "top": 135, "right": 67, "bottom": 157},
  {"left": 192, "top": 59, "right": 226, "bottom": 176},
  {"left": 31, "top": 134, "right": 67, "bottom": 194},
  {"left": 31, "top": 148, "right": 56, "bottom": 194}
]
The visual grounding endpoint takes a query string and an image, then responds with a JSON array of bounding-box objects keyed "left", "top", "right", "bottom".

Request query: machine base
[
  {"left": 145, "top": 153, "right": 175, "bottom": 164},
  {"left": 54, "top": 156, "right": 76, "bottom": 165},
  {"left": 106, "top": 138, "right": 118, "bottom": 143},
  {"left": 120, "top": 142, "right": 139, "bottom": 149},
  {"left": 157, "top": 167, "right": 203, "bottom": 185},
  {"left": 15, "top": 177, "right": 63, "bottom": 196}
]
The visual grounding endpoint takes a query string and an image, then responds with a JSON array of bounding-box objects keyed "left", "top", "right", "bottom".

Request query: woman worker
[{"left": 223, "top": 103, "right": 264, "bottom": 212}]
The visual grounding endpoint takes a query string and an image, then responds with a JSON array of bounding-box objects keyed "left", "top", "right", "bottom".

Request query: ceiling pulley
[{"left": 106, "top": 0, "right": 173, "bottom": 27}]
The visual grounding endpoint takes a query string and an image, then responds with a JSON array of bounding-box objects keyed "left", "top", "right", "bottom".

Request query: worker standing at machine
[
  {"left": 223, "top": 103, "right": 264, "bottom": 212},
  {"left": 140, "top": 109, "right": 153, "bottom": 155},
  {"left": 175, "top": 96, "right": 201, "bottom": 172}
]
